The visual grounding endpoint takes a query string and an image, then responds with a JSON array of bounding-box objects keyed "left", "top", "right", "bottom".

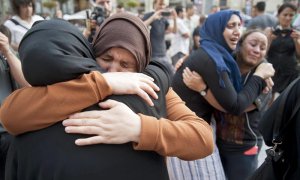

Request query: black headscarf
[{"left": 19, "top": 19, "right": 102, "bottom": 86}]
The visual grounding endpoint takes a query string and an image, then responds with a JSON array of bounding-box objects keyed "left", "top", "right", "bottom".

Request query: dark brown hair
[
  {"left": 12, "top": 0, "right": 36, "bottom": 16},
  {"left": 277, "top": 2, "right": 297, "bottom": 16}
]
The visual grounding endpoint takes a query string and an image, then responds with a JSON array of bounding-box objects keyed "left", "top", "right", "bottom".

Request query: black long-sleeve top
[{"left": 172, "top": 48, "right": 266, "bottom": 123}]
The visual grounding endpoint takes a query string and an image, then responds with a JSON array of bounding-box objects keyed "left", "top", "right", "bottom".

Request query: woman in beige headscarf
[{"left": 1, "top": 13, "right": 213, "bottom": 179}]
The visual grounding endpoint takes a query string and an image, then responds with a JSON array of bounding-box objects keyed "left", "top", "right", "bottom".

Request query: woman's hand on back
[
  {"left": 63, "top": 99, "right": 141, "bottom": 145},
  {"left": 182, "top": 67, "right": 207, "bottom": 92},
  {"left": 102, "top": 72, "right": 160, "bottom": 106}
]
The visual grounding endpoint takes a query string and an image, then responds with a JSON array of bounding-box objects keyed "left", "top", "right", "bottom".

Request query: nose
[
  {"left": 107, "top": 62, "right": 120, "bottom": 72},
  {"left": 233, "top": 27, "right": 241, "bottom": 36},
  {"left": 103, "top": 2, "right": 109, "bottom": 9},
  {"left": 253, "top": 46, "right": 260, "bottom": 53}
]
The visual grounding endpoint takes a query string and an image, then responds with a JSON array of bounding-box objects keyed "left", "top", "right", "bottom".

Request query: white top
[
  {"left": 169, "top": 18, "right": 190, "bottom": 57},
  {"left": 4, "top": 15, "right": 44, "bottom": 49}
]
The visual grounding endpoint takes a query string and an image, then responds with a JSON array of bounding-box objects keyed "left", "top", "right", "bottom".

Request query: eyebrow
[
  {"left": 121, "top": 59, "right": 136, "bottom": 66},
  {"left": 249, "top": 39, "right": 267, "bottom": 45}
]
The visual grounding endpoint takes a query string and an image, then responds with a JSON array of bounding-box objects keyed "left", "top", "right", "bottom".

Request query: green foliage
[
  {"left": 127, "top": 0, "right": 139, "bottom": 8},
  {"left": 56, "top": 0, "right": 69, "bottom": 4},
  {"left": 117, "top": 0, "right": 139, "bottom": 9},
  {"left": 42, "top": 1, "right": 57, "bottom": 9}
]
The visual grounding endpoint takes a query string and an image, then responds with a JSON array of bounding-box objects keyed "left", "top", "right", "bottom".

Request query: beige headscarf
[{"left": 92, "top": 12, "right": 151, "bottom": 72}]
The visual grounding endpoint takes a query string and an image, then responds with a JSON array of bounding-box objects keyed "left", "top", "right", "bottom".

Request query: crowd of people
[{"left": 0, "top": 0, "right": 299, "bottom": 180}]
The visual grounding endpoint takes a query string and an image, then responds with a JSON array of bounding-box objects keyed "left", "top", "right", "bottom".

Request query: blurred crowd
[{"left": 0, "top": 0, "right": 300, "bottom": 180}]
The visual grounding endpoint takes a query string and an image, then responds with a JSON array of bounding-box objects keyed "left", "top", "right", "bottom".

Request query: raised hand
[{"left": 0, "top": 32, "right": 10, "bottom": 55}]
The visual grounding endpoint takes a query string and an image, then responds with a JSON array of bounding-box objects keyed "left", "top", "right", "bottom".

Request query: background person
[
  {"left": 142, "top": 0, "right": 177, "bottom": 74},
  {"left": 168, "top": 5, "right": 190, "bottom": 66},
  {"left": 265, "top": 3, "right": 300, "bottom": 99},
  {"left": 4, "top": 0, "right": 43, "bottom": 51},
  {"left": 246, "top": 1, "right": 277, "bottom": 30},
  {"left": 0, "top": 24, "right": 29, "bottom": 180}
]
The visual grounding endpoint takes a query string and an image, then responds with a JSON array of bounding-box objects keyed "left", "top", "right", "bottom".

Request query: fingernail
[{"left": 65, "top": 127, "right": 70, "bottom": 133}]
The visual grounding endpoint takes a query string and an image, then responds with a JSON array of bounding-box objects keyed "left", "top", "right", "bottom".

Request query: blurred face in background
[
  {"left": 19, "top": 2, "right": 33, "bottom": 19},
  {"left": 95, "top": 0, "right": 112, "bottom": 15},
  {"left": 251, "top": 6, "right": 257, "bottom": 17},
  {"left": 277, "top": 7, "right": 296, "bottom": 28},
  {"left": 154, "top": 0, "right": 167, "bottom": 11},
  {"left": 186, "top": 7, "right": 195, "bottom": 17}
]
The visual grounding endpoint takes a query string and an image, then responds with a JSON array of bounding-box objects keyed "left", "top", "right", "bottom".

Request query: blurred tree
[
  {"left": 43, "top": 1, "right": 57, "bottom": 9},
  {"left": 127, "top": 0, "right": 139, "bottom": 8}
]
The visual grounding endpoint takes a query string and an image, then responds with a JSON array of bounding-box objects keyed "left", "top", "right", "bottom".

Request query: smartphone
[{"left": 161, "top": 11, "right": 171, "bottom": 17}]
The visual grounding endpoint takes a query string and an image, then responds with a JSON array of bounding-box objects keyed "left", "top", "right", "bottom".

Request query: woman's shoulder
[
  {"left": 190, "top": 48, "right": 211, "bottom": 61},
  {"left": 185, "top": 48, "right": 215, "bottom": 70}
]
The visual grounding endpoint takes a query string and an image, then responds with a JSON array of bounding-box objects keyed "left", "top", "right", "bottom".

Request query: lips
[
  {"left": 248, "top": 54, "right": 260, "bottom": 61},
  {"left": 230, "top": 37, "right": 239, "bottom": 44}
]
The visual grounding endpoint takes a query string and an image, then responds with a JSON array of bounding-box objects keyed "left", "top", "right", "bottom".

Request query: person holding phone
[
  {"left": 3, "top": 0, "right": 43, "bottom": 51},
  {"left": 265, "top": 3, "right": 300, "bottom": 99},
  {"left": 142, "top": 0, "right": 177, "bottom": 74},
  {"left": 168, "top": 5, "right": 190, "bottom": 66}
]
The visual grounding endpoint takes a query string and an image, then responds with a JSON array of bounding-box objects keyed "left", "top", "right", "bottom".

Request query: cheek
[
  {"left": 260, "top": 50, "right": 267, "bottom": 58},
  {"left": 97, "top": 59, "right": 109, "bottom": 70},
  {"left": 223, "top": 30, "right": 232, "bottom": 43}
]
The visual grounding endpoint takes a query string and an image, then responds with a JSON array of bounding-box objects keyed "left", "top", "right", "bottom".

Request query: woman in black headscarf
[
  {"left": 2, "top": 14, "right": 213, "bottom": 179},
  {"left": 4, "top": 18, "right": 171, "bottom": 180}
]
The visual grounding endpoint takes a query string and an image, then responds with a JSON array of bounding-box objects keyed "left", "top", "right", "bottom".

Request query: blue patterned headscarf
[{"left": 200, "top": 10, "right": 242, "bottom": 92}]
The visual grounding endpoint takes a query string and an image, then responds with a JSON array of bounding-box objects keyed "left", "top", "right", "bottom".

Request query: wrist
[
  {"left": 2, "top": 48, "right": 12, "bottom": 57},
  {"left": 101, "top": 73, "right": 114, "bottom": 95},
  {"left": 199, "top": 86, "right": 208, "bottom": 96},
  {"left": 253, "top": 72, "right": 264, "bottom": 79},
  {"left": 131, "top": 114, "right": 141, "bottom": 143}
]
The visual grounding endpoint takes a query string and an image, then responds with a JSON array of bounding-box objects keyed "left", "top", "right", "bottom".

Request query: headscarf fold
[
  {"left": 92, "top": 12, "right": 151, "bottom": 72},
  {"left": 19, "top": 19, "right": 101, "bottom": 86},
  {"left": 199, "top": 10, "right": 242, "bottom": 92}
]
